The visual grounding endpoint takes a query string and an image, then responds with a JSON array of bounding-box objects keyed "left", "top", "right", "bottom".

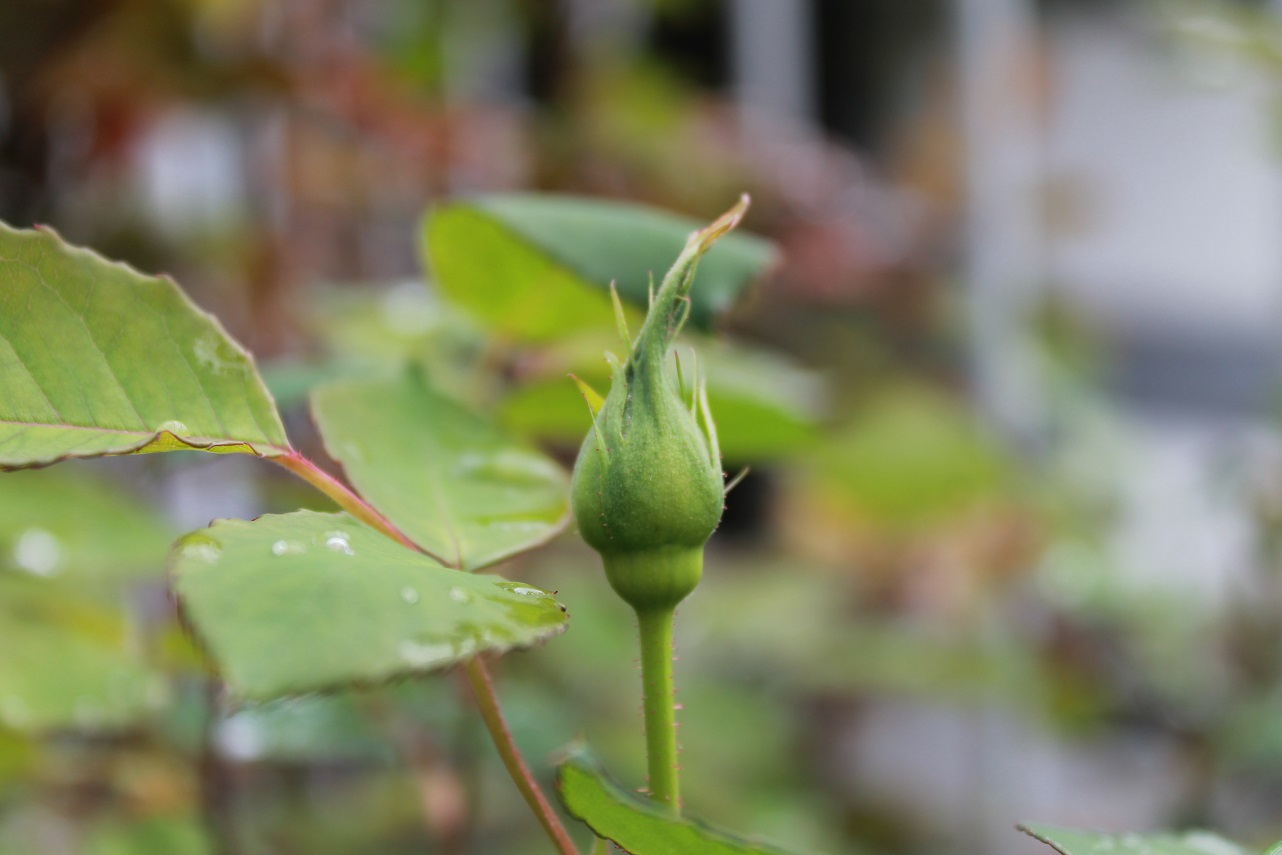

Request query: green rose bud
[{"left": 570, "top": 197, "right": 748, "bottom": 613}]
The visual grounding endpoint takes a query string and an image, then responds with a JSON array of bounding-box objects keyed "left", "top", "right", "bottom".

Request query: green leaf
[
  {"left": 1019, "top": 824, "right": 1252, "bottom": 855},
  {"left": 800, "top": 388, "right": 1011, "bottom": 527},
  {"left": 304, "top": 281, "right": 478, "bottom": 364},
  {"left": 171, "top": 510, "right": 569, "bottom": 699},
  {"left": 0, "top": 223, "right": 289, "bottom": 468},
  {"left": 423, "top": 194, "right": 776, "bottom": 341},
  {"left": 0, "top": 467, "right": 174, "bottom": 581},
  {"left": 0, "top": 578, "right": 166, "bottom": 732},
  {"left": 556, "top": 747, "right": 813, "bottom": 855},
  {"left": 311, "top": 371, "right": 570, "bottom": 570}
]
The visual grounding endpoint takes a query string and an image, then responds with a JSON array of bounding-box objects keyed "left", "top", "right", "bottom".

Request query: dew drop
[
  {"left": 178, "top": 535, "right": 221, "bottom": 563},
  {"left": 271, "top": 540, "right": 304, "bottom": 556},
  {"left": 324, "top": 532, "right": 354, "bottom": 555},
  {"left": 156, "top": 420, "right": 189, "bottom": 435},
  {"left": 398, "top": 639, "right": 452, "bottom": 667},
  {"left": 12, "top": 527, "right": 62, "bottom": 577},
  {"left": 448, "top": 586, "right": 473, "bottom": 604},
  {"left": 401, "top": 586, "right": 420, "bottom": 604},
  {"left": 510, "top": 586, "right": 541, "bottom": 597}
]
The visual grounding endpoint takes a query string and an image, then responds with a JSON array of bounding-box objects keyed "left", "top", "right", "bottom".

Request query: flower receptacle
[{"left": 601, "top": 545, "right": 704, "bottom": 614}]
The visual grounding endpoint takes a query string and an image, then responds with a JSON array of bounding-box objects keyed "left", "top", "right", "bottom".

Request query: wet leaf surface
[
  {"left": 172, "top": 510, "right": 569, "bottom": 700},
  {"left": 0, "top": 223, "right": 288, "bottom": 468}
]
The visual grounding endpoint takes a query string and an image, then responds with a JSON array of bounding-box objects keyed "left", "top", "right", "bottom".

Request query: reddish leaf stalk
[
  {"left": 272, "top": 450, "right": 579, "bottom": 855},
  {"left": 274, "top": 451, "right": 422, "bottom": 551},
  {"left": 466, "top": 658, "right": 581, "bottom": 855}
]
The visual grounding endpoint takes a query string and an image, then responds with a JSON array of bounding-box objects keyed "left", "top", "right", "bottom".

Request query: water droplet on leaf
[
  {"left": 324, "top": 532, "right": 354, "bottom": 555},
  {"left": 401, "top": 586, "right": 420, "bottom": 604},
  {"left": 178, "top": 535, "right": 221, "bottom": 563},
  {"left": 448, "top": 586, "right": 473, "bottom": 604},
  {"left": 398, "top": 639, "right": 452, "bottom": 667}
]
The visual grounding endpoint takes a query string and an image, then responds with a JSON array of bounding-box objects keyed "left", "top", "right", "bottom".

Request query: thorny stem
[
  {"left": 272, "top": 450, "right": 580, "bottom": 855},
  {"left": 636, "top": 607, "right": 681, "bottom": 812}
]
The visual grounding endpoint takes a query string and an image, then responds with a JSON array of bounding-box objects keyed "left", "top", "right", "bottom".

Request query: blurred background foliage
[{"left": 6, "top": 0, "right": 1282, "bottom": 854}]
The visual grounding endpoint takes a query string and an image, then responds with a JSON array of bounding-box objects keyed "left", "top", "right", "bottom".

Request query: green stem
[
  {"left": 636, "top": 607, "right": 681, "bottom": 813},
  {"left": 273, "top": 451, "right": 579, "bottom": 855},
  {"left": 601, "top": 548, "right": 698, "bottom": 813}
]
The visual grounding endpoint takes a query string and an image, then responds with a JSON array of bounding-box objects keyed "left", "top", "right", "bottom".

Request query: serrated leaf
[
  {"left": 0, "top": 467, "right": 173, "bottom": 581},
  {"left": 0, "top": 579, "right": 166, "bottom": 732},
  {"left": 1019, "top": 824, "right": 1251, "bottom": 855},
  {"left": 311, "top": 371, "right": 569, "bottom": 570},
  {"left": 423, "top": 194, "right": 776, "bottom": 341},
  {"left": 556, "top": 748, "right": 813, "bottom": 855},
  {"left": 0, "top": 223, "right": 289, "bottom": 468},
  {"left": 171, "top": 510, "right": 568, "bottom": 699}
]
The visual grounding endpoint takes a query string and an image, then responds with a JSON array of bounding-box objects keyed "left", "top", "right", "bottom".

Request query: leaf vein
[{"left": 32, "top": 267, "right": 149, "bottom": 429}]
